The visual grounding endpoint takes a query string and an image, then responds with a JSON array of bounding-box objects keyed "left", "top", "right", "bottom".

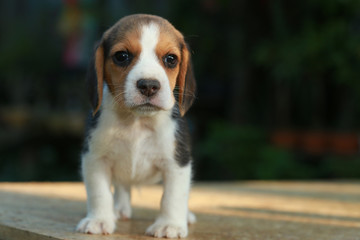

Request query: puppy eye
[
  {"left": 113, "top": 51, "right": 132, "bottom": 66},
  {"left": 163, "top": 54, "right": 178, "bottom": 68}
]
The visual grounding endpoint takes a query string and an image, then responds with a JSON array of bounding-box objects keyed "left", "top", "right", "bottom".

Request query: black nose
[{"left": 136, "top": 79, "right": 161, "bottom": 97}]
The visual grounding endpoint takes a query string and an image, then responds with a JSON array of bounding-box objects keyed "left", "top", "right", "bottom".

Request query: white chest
[{"left": 89, "top": 109, "right": 177, "bottom": 184}]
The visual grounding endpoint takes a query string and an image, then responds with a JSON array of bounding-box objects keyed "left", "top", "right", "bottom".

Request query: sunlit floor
[{"left": 0, "top": 181, "right": 359, "bottom": 239}]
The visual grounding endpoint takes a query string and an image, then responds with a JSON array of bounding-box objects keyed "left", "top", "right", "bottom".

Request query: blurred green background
[{"left": 1, "top": 0, "right": 360, "bottom": 181}]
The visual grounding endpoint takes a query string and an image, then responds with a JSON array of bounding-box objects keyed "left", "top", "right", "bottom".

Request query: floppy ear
[
  {"left": 87, "top": 42, "right": 105, "bottom": 116},
  {"left": 177, "top": 44, "right": 196, "bottom": 116}
]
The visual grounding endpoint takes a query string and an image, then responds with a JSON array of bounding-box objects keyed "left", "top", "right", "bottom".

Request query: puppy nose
[{"left": 136, "top": 79, "right": 161, "bottom": 97}]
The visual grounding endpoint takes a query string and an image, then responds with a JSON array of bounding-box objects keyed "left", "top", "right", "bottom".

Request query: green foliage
[
  {"left": 196, "top": 121, "right": 360, "bottom": 180},
  {"left": 196, "top": 122, "right": 317, "bottom": 180},
  {"left": 0, "top": 19, "right": 62, "bottom": 76},
  {"left": 322, "top": 155, "right": 360, "bottom": 178},
  {"left": 253, "top": 0, "right": 360, "bottom": 92}
]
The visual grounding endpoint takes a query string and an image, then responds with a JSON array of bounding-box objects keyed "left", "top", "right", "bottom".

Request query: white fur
[
  {"left": 125, "top": 23, "right": 174, "bottom": 111},
  {"left": 77, "top": 22, "right": 194, "bottom": 238}
]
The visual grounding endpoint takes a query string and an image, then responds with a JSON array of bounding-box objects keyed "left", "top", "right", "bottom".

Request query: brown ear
[
  {"left": 177, "top": 44, "right": 196, "bottom": 116},
  {"left": 87, "top": 43, "right": 105, "bottom": 116}
]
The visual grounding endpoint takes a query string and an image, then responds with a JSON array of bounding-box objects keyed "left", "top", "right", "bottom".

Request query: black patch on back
[
  {"left": 82, "top": 110, "right": 101, "bottom": 153},
  {"left": 172, "top": 105, "right": 192, "bottom": 167}
]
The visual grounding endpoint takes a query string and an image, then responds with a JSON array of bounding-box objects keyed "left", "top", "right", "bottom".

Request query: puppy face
[{"left": 88, "top": 14, "right": 196, "bottom": 116}]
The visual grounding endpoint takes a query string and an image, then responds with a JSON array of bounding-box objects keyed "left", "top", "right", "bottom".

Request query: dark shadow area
[{"left": 1, "top": 1, "right": 360, "bottom": 181}]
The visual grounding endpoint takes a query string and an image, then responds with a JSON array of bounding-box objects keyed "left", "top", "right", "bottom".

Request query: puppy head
[{"left": 87, "top": 14, "right": 196, "bottom": 117}]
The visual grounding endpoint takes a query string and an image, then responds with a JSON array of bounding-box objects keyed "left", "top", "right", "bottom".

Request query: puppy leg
[
  {"left": 76, "top": 155, "right": 116, "bottom": 234},
  {"left": 146, "top": 164, "right": 191, "bottom": 238},
  {"left": 188, "top": 211, "right": 196, "bottom": 225},
  {"left": 114, "top": 183, "right": 132, "bottom": 220}
]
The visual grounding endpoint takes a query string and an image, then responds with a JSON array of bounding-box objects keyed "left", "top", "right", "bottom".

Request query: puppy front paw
[
  {"left": 146, "top": 219, "right": 188, "bottom": 238},
  {"left": 76, "top": 217, "right": 115, "bottom": 235}
]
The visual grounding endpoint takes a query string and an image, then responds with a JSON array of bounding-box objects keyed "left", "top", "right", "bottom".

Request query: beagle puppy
[{"left": 76, "top": 14, "right": 196, "bottom": 238}]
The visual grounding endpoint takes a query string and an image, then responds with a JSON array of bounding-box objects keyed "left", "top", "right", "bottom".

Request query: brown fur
[
  {"left": 93, "top": 45, "right": 104, "bottom": 115},
  {"left": 156, "top": 31, "right": 182, "bottom": 92},
  {"left": 105, "top": 31, "right": 142, "bottom": 109}
]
